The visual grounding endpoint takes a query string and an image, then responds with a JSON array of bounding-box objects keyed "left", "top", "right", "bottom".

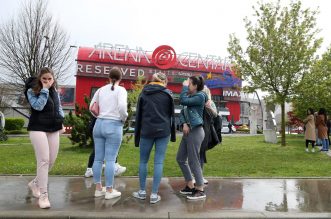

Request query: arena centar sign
[
  {"left": 76, "top": 43, "right": 241, "bottom": 88},
  {"left": 87, "top": 42, "right": 233, "bottom": 71}
]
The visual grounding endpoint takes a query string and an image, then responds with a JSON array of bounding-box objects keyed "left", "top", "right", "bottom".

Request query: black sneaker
[
  {"left": 179, "top": 186, "right": 195, "bottom": 195},
  {"left": 186, "top": 189, "right": 206, "bottom": 200}
]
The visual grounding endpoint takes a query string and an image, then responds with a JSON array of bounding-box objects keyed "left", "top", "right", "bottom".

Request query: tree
[
  {"left": 292, "top": 46, "right": 331, "bottom": 119},
  {"left": 228, "top": 0, "right": 322, "bottom": 146},
  {"left": 64, "top": 96, "right": 93, "bottom": 148},
  {"left": 122, "top": 76, "right": 146, "bottom": 143},
  {"left": 0, "top": 0, "right": 72, "bottom": 89}
]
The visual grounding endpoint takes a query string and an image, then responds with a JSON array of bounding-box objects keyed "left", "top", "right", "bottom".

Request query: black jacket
[
  {"left": 134, "top": 84, "right": 176, "bottom": 147},
  {"left": 26, "top": 79, "right": 63, "bottom": 132}
]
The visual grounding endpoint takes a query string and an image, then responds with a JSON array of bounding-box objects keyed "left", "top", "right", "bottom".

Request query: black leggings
[
  {"left": 306, "top": 140, "right": 315, "bottom": 148},
  {"left": 87, "top": 147, "right": 118, "bottom": 168}
]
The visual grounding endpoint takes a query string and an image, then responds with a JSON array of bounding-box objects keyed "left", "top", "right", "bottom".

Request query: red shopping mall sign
[{"left": 79, "top": 42, "right": 233, "bottom": 73}]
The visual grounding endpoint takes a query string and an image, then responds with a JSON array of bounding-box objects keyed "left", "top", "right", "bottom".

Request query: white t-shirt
[{"left": 89, "top": 84, "right": 128, "bottom": 122}]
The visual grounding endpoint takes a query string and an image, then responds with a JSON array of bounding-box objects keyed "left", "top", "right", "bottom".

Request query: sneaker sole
[
  {"left": 150, "top": 198, "right": 161, "bottom": 204},
  {"left": 105, "top": 194, "right": 121, "bottom": 199},
  {"left": 133, "top": 195, "right": 146, "bottom": 200},
  {"left": 186, "top": 196, "right": 206, "bottom": 200},
  {"left": 179, "top": 191, "right": 193, "bottom": 195}
]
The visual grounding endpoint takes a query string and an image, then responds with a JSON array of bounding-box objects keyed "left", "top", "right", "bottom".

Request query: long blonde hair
[
  {"left": 152, "top": 72, "right": 168, "bottom": 85},
  {"left": 202, "top": 85, "right": 212, "bottom": 100}
]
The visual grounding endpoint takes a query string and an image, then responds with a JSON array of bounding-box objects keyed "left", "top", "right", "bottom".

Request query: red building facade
[{"left": 75, "top": 43, "right": 242, "bottom": 122}]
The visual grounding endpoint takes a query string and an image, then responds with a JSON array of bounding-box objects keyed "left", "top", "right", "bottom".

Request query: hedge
[{"left": 5, "top": 118, "right": 25, "bottom": 131}]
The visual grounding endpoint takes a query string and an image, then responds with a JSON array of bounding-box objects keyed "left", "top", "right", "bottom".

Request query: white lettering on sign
[
  {"left": 129, "top": 68, "right": 136, "bottom": 77},
  {"left": 223, "top": 90, "right": 242, "bottom": 97},
  {"left": 95, "top": 65, "right": 101, "bottom": 74},
  {"left": 88, "top": 42, "right": 233, "bottom": 71},
  {"left": 77, "top": 64, "right": 146, "bottom": 78},
  {"left": 138, "top": 69, "right": 145, "bottom": 77}
]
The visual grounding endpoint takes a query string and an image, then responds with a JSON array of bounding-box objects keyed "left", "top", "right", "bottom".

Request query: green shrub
[
  {"left": 64, "top": 97, "right": 93, "bottom": 148},
  {"left": 4, "top": 129, "right": 28, "bottom": 134},
  {"left": 0, "top": 129, "right": 7, "bottom": 141},
  {"left": 5, "top": 118, "right": 25, "bottom": 131}
]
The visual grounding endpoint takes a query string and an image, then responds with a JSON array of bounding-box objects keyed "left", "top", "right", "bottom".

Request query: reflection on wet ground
[{"left": 1, "top": 176, "right": 331, "bottom": 214}]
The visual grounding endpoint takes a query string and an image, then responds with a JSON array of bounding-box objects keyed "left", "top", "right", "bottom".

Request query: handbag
[
  {"left": 90, "top": 101, "right": 99, "bottom": 117},
  {"left": 90, "top": 90, "right": 100, "bottom": 117}
]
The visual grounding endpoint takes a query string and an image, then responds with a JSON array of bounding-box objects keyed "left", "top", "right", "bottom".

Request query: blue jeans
[
  {"left": 92, "top": 118, "right": 123, "bottom": 188},
  {"left": 321, "top": 138, "right": 329, "bottom": 151},
  {"left": 139, "top": 136, "right": 170, "bottom": 194}
]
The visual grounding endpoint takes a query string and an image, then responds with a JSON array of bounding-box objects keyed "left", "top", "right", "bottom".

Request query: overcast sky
[{"left": 1, "top": 0, "right": 331, "bottom": 85}]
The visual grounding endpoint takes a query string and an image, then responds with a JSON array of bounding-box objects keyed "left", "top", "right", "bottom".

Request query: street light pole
[{"left": 254, "top": 90, "right": 264, "bottom": 131}]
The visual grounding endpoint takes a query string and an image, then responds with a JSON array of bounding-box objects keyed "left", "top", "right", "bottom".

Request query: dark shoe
[
  {"left": 179, "top": 186, "right": 195, "bottom": 195},
  {"left": 186, "top": 189, "right": 206, "bottom": 200}
]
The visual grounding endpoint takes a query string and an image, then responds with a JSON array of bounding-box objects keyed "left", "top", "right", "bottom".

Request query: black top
[{"left": 134, "top": 84, "right": 176, "bottom": 147}]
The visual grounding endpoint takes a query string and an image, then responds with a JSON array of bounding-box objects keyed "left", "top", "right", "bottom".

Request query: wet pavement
[{"left": 1, "top": 176, "right": 331, "bottom": 218}]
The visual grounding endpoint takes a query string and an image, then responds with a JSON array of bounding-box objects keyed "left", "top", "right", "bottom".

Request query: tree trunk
[{"left": 281, "top": 102, "right": 286, "bottom": 146}]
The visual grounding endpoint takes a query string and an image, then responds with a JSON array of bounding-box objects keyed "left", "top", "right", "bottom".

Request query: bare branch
[{"left": 0, "top": 0, "right": 72, "bottom": 88}]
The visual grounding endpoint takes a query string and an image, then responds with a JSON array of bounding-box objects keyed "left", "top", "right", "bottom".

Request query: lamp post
[{"left": 254, "top": 90, "right": 263, "bottom": 132}]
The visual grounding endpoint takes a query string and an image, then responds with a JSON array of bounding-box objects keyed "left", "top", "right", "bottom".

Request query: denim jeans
[
  {"left": 92, "top": 118, "right": 123, "bottom": 188},
  {"left": 321, "top": 138, "right": 329, "bottom": 151},
  {"left": 139, "top": 136, "right": 170, "bottom": 194}
]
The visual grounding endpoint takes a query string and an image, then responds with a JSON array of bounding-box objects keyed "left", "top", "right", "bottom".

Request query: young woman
[
  {"left": 303, "top": 108, "right": 316, "bottom": 152},
  {"left": 316, "top": 108, "right": 329, "bottom": 152},
  {"left": 133, "top": 72, "right": 176, "bottom": 204},
  {"left": 176, "top": 76, "right": 207, "bottom": 200},
  {"left": 200, "top": 85, "right": 218, "bottom": 184},
  {"left": 89, "top": 67, "right": 128, "bottom": 200},
  {"left": 26, "top": 67, "right": 65, "bottom": 209}
]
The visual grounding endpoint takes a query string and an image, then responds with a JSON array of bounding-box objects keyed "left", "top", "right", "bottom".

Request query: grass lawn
[{"left": 0, "top": 134, "right": 330, "bottom": 177}]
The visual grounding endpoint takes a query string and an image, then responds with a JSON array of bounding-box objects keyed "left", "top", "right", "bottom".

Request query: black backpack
[
  {"left": 212, "top": 114, "right": 222, "bottom": 144},
  {"left": 24, "top": 76, "right": 37, "bottom": 101},
  {"left": 202, "top": 107, "right": 222, "bottom": 151}
]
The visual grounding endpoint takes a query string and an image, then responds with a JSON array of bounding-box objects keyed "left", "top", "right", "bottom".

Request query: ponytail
[
  {"left": 108, "top": 67, "right": 122, "bottom": 91},
  {"left": 111, "top": 79, "right": 116, "bottom": 91}
]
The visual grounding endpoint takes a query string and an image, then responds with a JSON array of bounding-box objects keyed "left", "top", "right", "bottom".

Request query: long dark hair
[
  {"left": 109, "top": 67, "right": 122, "bottom": 90},
  {"left": 318, "top": 108, "right": 327, "bottom": 122},
  {"left": 307, "top": 108, "right": 314, "bottom": 115},
  {"left": 189, "top": 75, "right": 204, "bottom": 91},
  {"left": 33, "top": 67, "right": 57, "bottom": 94}
]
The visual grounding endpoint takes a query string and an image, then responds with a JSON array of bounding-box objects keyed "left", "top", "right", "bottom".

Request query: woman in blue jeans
[
  {"left": 133, "top": 72, "right": 176, "bottom": 204},
  {"left": 89, "top": 67, "right": 128, "bottom": 200}
]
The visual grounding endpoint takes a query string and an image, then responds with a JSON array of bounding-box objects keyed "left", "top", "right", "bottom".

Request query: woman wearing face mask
[{"left": 176, "top": 76, "right": 207, "bottom": 200}]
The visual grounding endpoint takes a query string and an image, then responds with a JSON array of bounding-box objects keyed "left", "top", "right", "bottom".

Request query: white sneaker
[
  {"left": 105, "top": 189, "right": 121, "bottom": 199},
  {"left": 150, "top": 193, "right": 161, "bottom": 204},
  {"left": 39, "top": 192, "right": 51, "bottom": 209},
  {"left": 84, "top": 168, "right": 93, "bottom": 178},
  {"left": 114, "top": 163, "right": 126, "bottom": 176},
  {"left": 305, "top": 148, "right": 309, "bottom": 152},
  {"left": 94, "top": 187, "right": 106, "bottom": 197},
  {"left": 312, "top": 148, "right": 315, "bottom": 153},
  {"left": 132, "top": 190, "right": 146, "bottom": 200},
  {"left": 203, "top": 178, "right": 209, "bottom": 184},
  {"left": 28, "top": 180, "right": 40, "bottom": 198}
]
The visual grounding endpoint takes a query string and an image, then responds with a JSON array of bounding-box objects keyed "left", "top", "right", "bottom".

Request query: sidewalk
[{"left": 1, "top": 176, "right": 331, "bottom": 218}]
